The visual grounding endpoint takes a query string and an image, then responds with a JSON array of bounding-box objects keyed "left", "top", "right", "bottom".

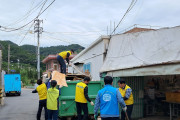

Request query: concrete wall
[{"left": 1, "top": 71, "right": 5, "bottom": 89}]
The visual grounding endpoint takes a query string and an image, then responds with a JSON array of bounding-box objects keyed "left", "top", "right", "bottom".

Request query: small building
[
  {"left": 71, "top": 36, "right": 110, "bottom": 80},
  {"left": 71, "top": 27, "right": 153, "bottom": 80},
  {"left": 100, "top": 26, "right": 180, "bottom": 119},
  {"left": 72, "top": 25, "right": 180, "bottom": 119},
  {"left": 42, "top": 54, "right": 75, "bottom": 73}
]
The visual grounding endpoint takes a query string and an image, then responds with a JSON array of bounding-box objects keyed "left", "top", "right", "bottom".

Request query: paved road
[{"left": 0, "top": 88, "right": 46, "bottom": 120}]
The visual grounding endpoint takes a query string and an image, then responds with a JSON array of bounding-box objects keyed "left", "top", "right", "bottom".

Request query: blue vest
[{"left": 98, "top": 85, "right": 119, "bottom": 117}]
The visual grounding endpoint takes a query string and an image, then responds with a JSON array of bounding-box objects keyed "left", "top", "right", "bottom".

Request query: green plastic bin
[{"left": 59, "top": 81, "right": 103, "bottom": 117}]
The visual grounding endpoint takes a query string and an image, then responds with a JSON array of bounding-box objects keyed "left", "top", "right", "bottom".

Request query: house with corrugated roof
[
  {"left": 71, "top": 25, "right": 180, "bottom": 119},
  {"left": 71, "top": 26, "right": 153, "bottom": 80}
]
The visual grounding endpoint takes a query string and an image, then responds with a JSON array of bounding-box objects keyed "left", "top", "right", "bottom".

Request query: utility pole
[
  {"left": 114, "top": 21, "right": 116, "bottom": 34},
  {"left": 107, "top": 26, "right": 109, "bottom": 35},
  {"left": 110, "top": 21, "right": 112, "bottom": 34},
  {"left": 34, "top": 19, "right": 43, "bottom": 79},
  {"left": 17, "top": 59, "right": 19, "bottom": 68},
  {"left": 8, "top": 45, "right": 10, "bottom": 74}
]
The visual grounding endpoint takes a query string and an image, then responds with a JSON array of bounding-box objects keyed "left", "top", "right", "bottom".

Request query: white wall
[{"left": 73, "top": 41, "right": 104, "bottom": 80}]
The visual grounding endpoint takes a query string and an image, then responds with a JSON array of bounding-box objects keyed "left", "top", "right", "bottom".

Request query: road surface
[{"left": 0, "top": 88, "right": 46, "bottom": 120}]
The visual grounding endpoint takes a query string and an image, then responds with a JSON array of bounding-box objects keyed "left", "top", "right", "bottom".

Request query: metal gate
[
  {"left": 114, "top": 77, "right": 144, "bottom": 119},
  {"left": 100, "top": 73, "right": 144, "bottom": 119}
]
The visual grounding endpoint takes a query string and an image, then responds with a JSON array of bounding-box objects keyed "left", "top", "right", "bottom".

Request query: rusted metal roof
[
  {"left": 42, "top": 54, "right": 57, "bottom": 63},
  {"left": 123, "top": 27, "right": 154, "bottom": 34}
]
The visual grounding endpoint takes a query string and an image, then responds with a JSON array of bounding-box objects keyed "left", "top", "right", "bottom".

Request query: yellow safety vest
[
  {"left": 36, "top": 83, "right": 47, "bottom": 100},
  {"left": 59, "top": 51, "right": 72, "bottom": 59},
  {"left": 75, "top": 82, "right": 87, "bottom": 103},
  {"left": 119, "top": 85, "right": 134, "bottom": 105},
  {"left": 47, "top": 88, "right": 59, "bottom": 110}
]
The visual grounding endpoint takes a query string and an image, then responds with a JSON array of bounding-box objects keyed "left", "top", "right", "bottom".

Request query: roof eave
[{"left": 71, "top": 35, "right": 110, "bottom": 62}]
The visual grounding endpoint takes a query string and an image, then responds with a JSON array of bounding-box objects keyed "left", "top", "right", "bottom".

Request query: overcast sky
[{"left": 0, "top": 0, "right": 180, "bottom": 47}]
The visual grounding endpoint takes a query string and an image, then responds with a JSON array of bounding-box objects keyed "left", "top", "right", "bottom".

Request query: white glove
[
  {"left": 123, "top": 106, "right": 127, "bottom": 112},
  {"left": 90, "top": 101, "right": 94, "bottom": 106}
]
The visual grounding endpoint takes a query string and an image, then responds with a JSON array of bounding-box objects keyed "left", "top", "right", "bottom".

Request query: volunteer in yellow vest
[
  {"left": 75, "top": 77, "right": 94, "bottom": 120},
  {"left": 118, "top": 79, "right": 134, "bottom": 120},
  {"left": 32, "top": 79, "right": 48, "bottom": 120},
  {"left": 57, "top": 49, "right": 74, "bottom": 74},
  {"left": 47, "top": 80, "right": 59, "bottom": 120}
]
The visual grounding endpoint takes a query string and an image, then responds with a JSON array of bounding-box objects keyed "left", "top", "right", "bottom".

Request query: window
[
  {"left": 54, "top": 65, "right": 58, "bottom": 70},
  {"left": 53, "top": 61, "right": 58, "bottom": 70},
  {"left": 48, "top": 62, "right": 51, "bottom": 69},
  {"left": 83, "top": 63, "right": 91, "bottom": 73}
]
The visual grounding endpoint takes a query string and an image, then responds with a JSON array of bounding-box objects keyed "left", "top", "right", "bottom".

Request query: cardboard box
[{"left": 166, "top": 92, "right": 180, "bottom": 103}]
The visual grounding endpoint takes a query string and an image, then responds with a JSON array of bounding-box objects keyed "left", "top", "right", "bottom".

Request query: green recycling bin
[{"left": 59, "top": 80, "right": 103, "bottom": 118}]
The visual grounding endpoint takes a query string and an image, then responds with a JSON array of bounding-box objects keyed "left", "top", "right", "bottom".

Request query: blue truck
[{"left": 4, "top": 74, "right": 21, "bottom": 96}]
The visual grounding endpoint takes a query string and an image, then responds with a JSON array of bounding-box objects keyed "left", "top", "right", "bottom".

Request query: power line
[
  {"left": 5, "top": 0, "right": 45, "bottom": 27},
  {"left": 42, "top": 34, "right": 88, "bottom": 47},
  {"left": 44, "top": 31, "right": 102, "bottom": 37},
  {"left": 38, "top": 0, "right": 55, "bottom": 17},
  {"left": 5, "top": 0, "right": 36, "bottom": 27},
  {"left": 38, "top": 0, "right": 48, "bottom": 16},
  {"left": 11, "top": 0, "right": 37, "bottom": 44},
  {"left": 0, "top": 0, "right": 55, "bottom": 32},
  {"left": 18, "top": 0, "right": 49, "bottom": 46},
  {"left": 43, "top": 34, "right": 72, "bottom": 44},
  {"left": 43, "top": 30, "right": 106, "bottom": 34},
  {"left": 111, "top": 0, "right": 137, "bottom": 35},
  {"left": 19, "top": 23, "right": 34, "bottom": 46},
  {"left": 43, "top": 30, "right": 106, "bottom": 38}
]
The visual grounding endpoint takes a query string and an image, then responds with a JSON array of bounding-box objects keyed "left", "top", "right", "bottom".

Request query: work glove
[
  {"left": 66, "top": 63, "right": 68, "bottom": 66},
  {"left": 123, "top": 97, "right": 128, "bottom": 100},
  {"left": 94, "top": 114, "right": 98, "bottom": 120},
  {"left": 90, "top": 101, "right": 94, "bottom": 106},
  {"left": 123, "top": 106, "right": 127, "bottom": 112}
]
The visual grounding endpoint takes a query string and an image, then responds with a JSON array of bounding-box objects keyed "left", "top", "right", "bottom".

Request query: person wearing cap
[
  {"left": 75, "top": 77, "right": 94, "bottom": 120},
  {"left": 57, "top": 49, "right": 74, "bottom": 74},
  {"left": 47, "top": 80, "right": 59, "bottom": 120},
  {"left": 94, "top": 76, "right": 127, "bottom": 120},
  {"left": 118, "top": 79, "right": 134, "bottom": 120}
]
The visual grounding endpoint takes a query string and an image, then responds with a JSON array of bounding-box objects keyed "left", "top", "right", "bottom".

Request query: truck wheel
[
  {"left": 6, "top": 93, "right": 9, "bottom": 96},
  {"left": 18, "top": 92, "right": 21, "bottom": 96}
]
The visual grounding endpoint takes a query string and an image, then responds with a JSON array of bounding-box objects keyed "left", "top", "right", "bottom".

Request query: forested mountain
[
  {"left": 0, "top": 40, "right": 85, "bottom": 70},
  {"left": 0, "top": 41, "right": 37, "bottom": 67},
  {"left": 21, "top": 44, "right": 84, "bottom": 56}
]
